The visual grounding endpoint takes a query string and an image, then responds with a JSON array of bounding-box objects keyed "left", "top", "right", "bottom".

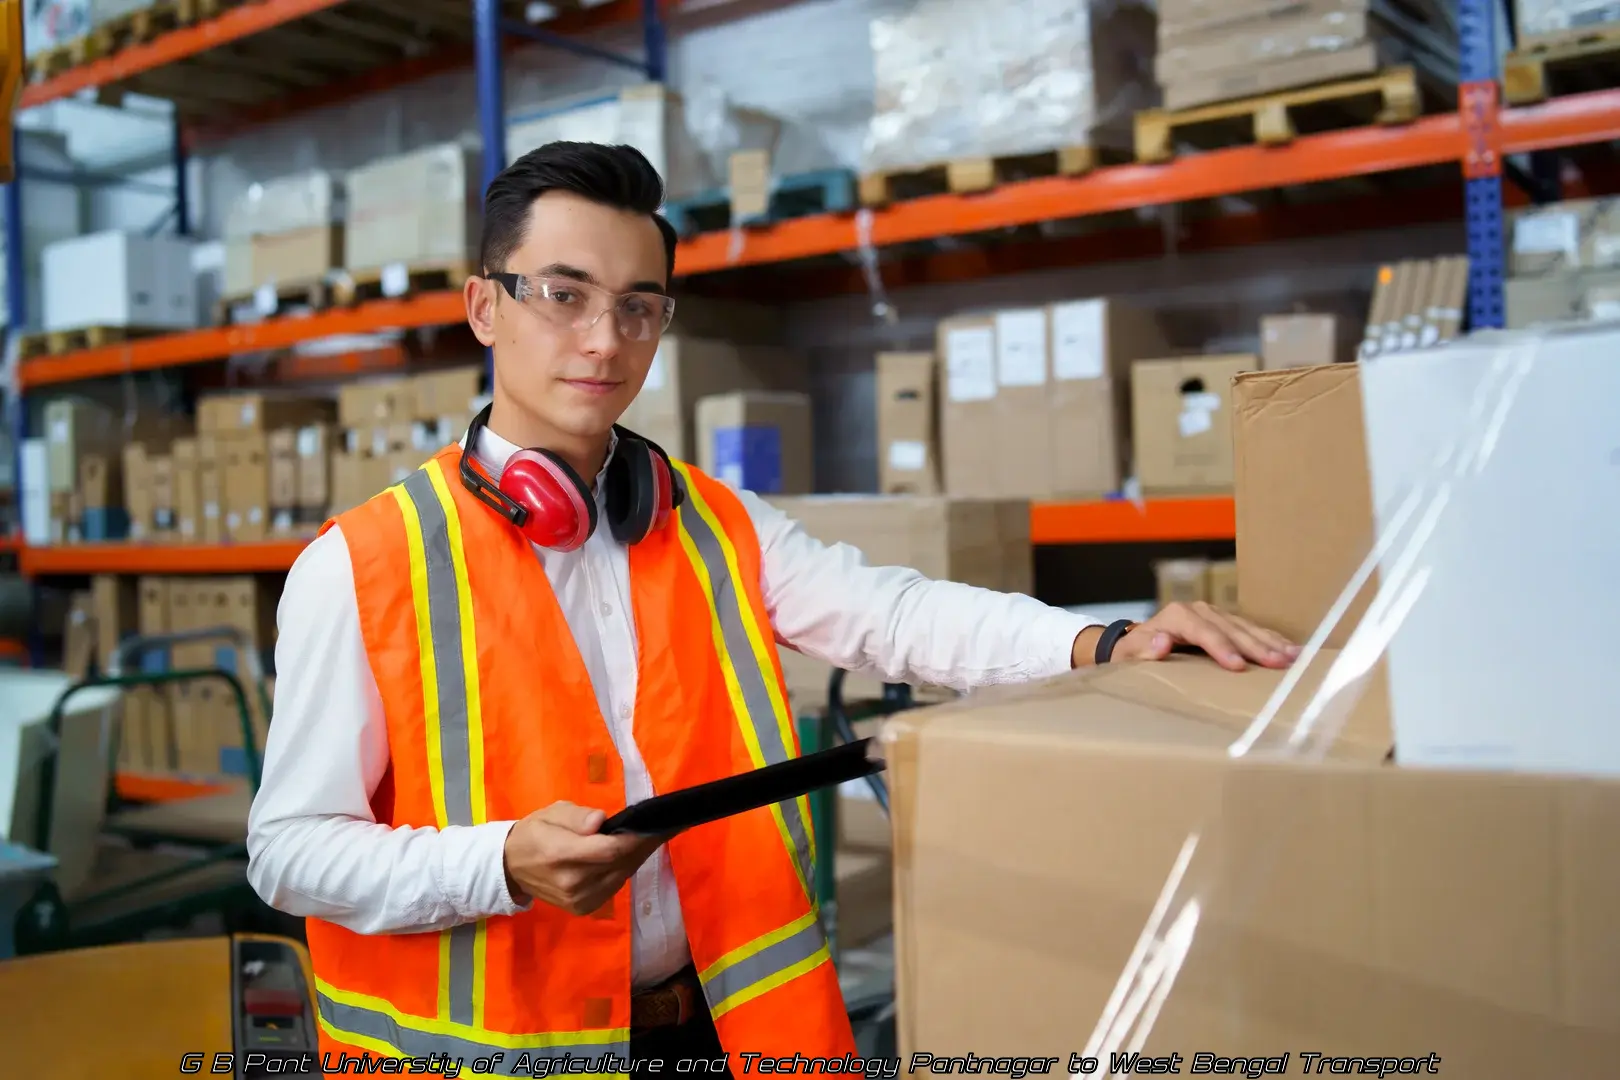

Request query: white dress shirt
[{"left": 245, "top": 425, "right": 1100, "bottom": 989}]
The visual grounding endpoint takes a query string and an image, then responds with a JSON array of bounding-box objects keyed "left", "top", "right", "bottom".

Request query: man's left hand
[{"left": 1074, "top": 602, "right": 1300, "bottom": 672}]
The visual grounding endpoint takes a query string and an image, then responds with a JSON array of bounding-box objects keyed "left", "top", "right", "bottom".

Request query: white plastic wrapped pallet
[
  {"left": 861, "top": 0, "right": 1157, "bottom": 174},
  {"left": 1516, "top": 0, "right": 1620, "bottom": 41}
]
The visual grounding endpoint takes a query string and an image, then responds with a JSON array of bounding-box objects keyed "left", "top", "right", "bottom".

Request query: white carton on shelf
[
  {"left": 344, "top": 143, "right": 480, "bottom": 275},
  {"left": 41, "top": 231, "right": 198, "bottom": 333}
]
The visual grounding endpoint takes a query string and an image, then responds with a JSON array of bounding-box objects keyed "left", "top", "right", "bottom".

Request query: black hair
[{"left": 479, "top": 141, "right": 678, "bottom": 283}]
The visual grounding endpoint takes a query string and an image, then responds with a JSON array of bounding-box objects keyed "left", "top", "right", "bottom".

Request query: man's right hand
[{"left": 501, "top": 801, "right": 665, "bottom": 917}]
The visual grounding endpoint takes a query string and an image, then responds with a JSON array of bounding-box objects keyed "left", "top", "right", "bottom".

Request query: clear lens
[{"left": 514, "top": 274, "right": 674, "bottom": 342}]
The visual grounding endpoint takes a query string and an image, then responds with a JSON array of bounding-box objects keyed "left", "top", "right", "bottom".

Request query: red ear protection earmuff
[{"left": 459, "top": 403, "right": 684, "bottom": 552}]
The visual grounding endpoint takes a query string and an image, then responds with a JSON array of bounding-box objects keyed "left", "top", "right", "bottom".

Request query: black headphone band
[{"left": 460, "top": 403, "right": 528, "bottom": 526}]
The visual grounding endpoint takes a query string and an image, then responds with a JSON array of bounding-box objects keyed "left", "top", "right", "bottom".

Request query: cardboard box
[
  {"left": 1359, "top": 256, "right": 1470, "bottom": 357},
  {"left": 1260, "top": 313, "right": 1342, "bottom": 369},
  {"left": 1131, "top": 354, "right": 1253, "bottom": 494},
  {"left": 939, "top": 302, "right": 1168, "bottom": 498},
  {"left": 886, "top": 652, "right": 1620, "bottom": 1069},
  {"left": 1205, "top": 558, "right": 1240, "bottom": 611},
  {"left": 413, "top": 366, "right": 483, "bottom": 423},
  {"left": 1155, "top": 558, "right": 1209, "bottom": 608},
  {"left": 875, "top": 352, "right": 940, "bottom": 495},
  {"left": 149, "top": 454, "right": 177, "bottom": 539},
  {"left": 1233, "top": 364, "right": 1374, "bottom": 646},
  {"left": 197, "top": 392, "right": 335, "bottom": 436},
  {"left": 296, "top": 424, "right": 333, "bottom": 522},
  {"left": 763, "top": 494, "right": 1030, "bottom": 713},
  {"left": 1505, "top": 267, "right": 1620, "bottom": 329},
  {"left": 198, "top": 436, "right": 226, "bottom": 545},
  {"left": 43, "top": 398, "right": 116, "bottom": 494},
  {"left": 1507, "top": 196, "right": 1620, "bottom": 278},
  {"left": 344, "top": 143, "right": 481, "bottom": 274},
  {"left": 41, "top": 230, "right": 197, "bottom": 332},
  {"left": 619, "top": 337, "right": 808, "bottom": 462},
  {"left": 338, "top": 378, "right": 414, "bottom": 428},
  {"left": 172, "top": 437, "right": 201, "bottom": 543},
  {"left": 694, "top": 392, "right": 814, "bottom": 495},
  {"left": 268, "top": 428, "right": 299, "bottom": 536},
  {"left": 223, "top": 434, "right": 270, "bottom": 543}
]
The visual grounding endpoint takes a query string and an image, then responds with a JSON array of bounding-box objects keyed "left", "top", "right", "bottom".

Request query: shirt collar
[{"left": 461, "top": 423, "right": 619, "bottom": 496}]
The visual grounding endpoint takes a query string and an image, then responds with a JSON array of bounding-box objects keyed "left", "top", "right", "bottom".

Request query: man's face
[{"left": 468, "top": 190, "right": 669, "bottom": 440}]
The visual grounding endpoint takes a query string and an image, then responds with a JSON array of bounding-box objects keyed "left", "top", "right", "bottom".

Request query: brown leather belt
[{"left": 631, "top": 965, "right": 704, "bottom": 1031}]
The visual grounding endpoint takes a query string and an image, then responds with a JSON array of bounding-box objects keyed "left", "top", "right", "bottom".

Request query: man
[{"left": 247, "top": 142, "right": 1296, "bottom": 1073}]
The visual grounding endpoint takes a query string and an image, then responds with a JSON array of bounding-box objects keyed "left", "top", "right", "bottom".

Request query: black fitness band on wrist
[{"left": 1094, "top": 619, "right": 1138, "bottom": 665}]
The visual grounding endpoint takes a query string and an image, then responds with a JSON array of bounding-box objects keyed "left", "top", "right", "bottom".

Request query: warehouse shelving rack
[{"left": 2, "top": 0, "right": 1616, "bottom": 555}]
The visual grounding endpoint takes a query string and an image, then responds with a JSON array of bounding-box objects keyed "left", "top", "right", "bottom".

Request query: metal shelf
[
  {"left": 14, "top": 497, "right": 1235, "bottom": 575},
  {"left": 115, "top": 771, "right": 237, "bottom": 803}
]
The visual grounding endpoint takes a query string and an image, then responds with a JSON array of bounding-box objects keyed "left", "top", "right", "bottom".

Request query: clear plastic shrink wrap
[
  {"left": 882, "top": 325, "right": 1620, "bottom": 1077},
  {"left": 860, "top": 0, "right": 1156, "bottom": 174},
  {"left": 1516, "top": 0, "right": 1620, "bottom": 40}
]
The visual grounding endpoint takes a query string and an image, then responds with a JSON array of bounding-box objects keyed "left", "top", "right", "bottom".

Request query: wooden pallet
[
  {"left": 334, "top": 261, "right": 473, "bottom": 307},
  {"left": 25, "top": 0, "right": 229, "bottom": 82},
  {"left": 858, "top": 147, "right": 1111, "bottom": 207},
  {"left": 215, "top": 277, "right": 335, "bottom": 324},
  {"left": 17, "top": 325, "right": 171, "bottom": 359},
  {"left": 664, "top": 169, "right": 858, "bottom": 237},
  {"left": 1504, "top": 24, "right": 1620, "bottom": 106},
  {"left": 1134, "top": 66, "right": 1422, "bottom": 165}
]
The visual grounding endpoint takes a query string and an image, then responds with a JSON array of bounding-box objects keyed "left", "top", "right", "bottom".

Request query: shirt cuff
[
  {"left": 1035, "top": 608, "right": 1108, "bottom": 678},
  {"left": 456, "top": 820, "right": 532, "bottom": 919}
]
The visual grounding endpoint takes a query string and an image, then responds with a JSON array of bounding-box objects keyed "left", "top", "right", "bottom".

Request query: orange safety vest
[{"left": 304, "top": 444, "right": 856, "bottom": 1073}]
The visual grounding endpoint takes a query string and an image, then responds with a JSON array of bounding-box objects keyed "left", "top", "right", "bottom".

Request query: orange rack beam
[
  {"left": 20, "top": 540, "right": 311, "bottom": 576},
  {"left": 18, "top": 499, "right": 1233, "bottom": 575},
  {"left": 17, "top": 290, "right": 466, "bottom": 389},
  {"left": 115, "top": 771, "right": 235, "bottom": 803},
  {"left": 1030, "top": 497, "right": 1235, "bottom": 545},
  {"left": 19, "top": 0, "right": 351, "bottom": 109}
]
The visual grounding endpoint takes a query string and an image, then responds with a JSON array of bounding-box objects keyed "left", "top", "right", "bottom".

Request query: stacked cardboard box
[
  {"left": 936, "top": 299, "right": 1170, "bottom": 500},
  {"left": 42, "top": 231, "right": 198, "bottom": 334},
  {"left": 1154, "top": 0, "right": 1449, "bottom": 111},
  {"left": 693, "top": 392, "right": 814, "bottom": 495},
  {"left": 1154, "top": 557, "right": 1239, "bottom": 610},
  {"left": 330, "top": 367, "right": 483, "bottom": 515},
  {"left": 344, "top": 143, "right": 481, "bottom": 277},
  {"left": 118, "top": 575, "right": 276, "bottom": 782},
  {"left": 618, "top": 335, "right": 809, "bottom": 465},
  {"left": 1357, "top": 255, "right": 1470, "bottom": 356},
  {"left": 1259, "top": 311, "right": 1351, "bottom": 369},
  {"left": 222, "top": 171, "right": 344, "bottom": 302},
  {"left": 1505, "top": 198, "right": 1620, "bottom": 329},
  {"left": 194, "top": 392, "right": 337, "bottom": 543}
]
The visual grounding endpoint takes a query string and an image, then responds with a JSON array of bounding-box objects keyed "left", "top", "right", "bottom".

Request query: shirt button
[
  {"left": 600, "top": 602, "right": 613, "bottom": 617},
  {"left": 641, "top": 901, "right": 653, "bottom": 916},
  {"left": 619, "top": 703, "right": 632, "bottom": 720}
]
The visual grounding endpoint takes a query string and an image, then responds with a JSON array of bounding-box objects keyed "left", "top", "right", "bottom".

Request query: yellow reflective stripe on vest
[
  {"left": 669, "top": 463, "right": 817, "bottom": 899},
  {"left": 700, "top": 910, "right": 832, "bottom": 1020},
  {"left": 317, "top": 980, "right": 630, "bottom": 1079},
  {"left": 391, "top": 460, "right": 491, "bottom": 1031}
]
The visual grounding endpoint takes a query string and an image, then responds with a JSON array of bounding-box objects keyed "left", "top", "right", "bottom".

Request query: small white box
[{"left": 41, "top": 231, "right": 198, "bottom": 333}]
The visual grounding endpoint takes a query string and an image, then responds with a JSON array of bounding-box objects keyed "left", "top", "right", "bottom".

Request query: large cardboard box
[
  {"left": 1131, "top": 354, "right": 1254, "bottom": 493},
  {"left": 875, "top": 352, "right": 940, "bottom": 495},
  {"left": 886, "top": 652, "right": 1620, "bottom": 1071},
  {"left": 42, "top": 231, "right": 197, "bottom": 332},
  {"left": 693, "top": 391, "right": 814, "bottom": 495},
  {"left": 1260, "top": 313, "right": 1343, "bottom": 369},
  {"left": 223, "top": 433, "right": 270, "bottom": 543},
  {"left": 620, "top": 337, "right": 808, "bottom": 463},
  {"left": 1507, "top": 196, "right": 1620, "bottom": 278},
  {"left": 197, "top": 392, "right": 335, "bottom": 436},
  {"left": 1232, "top": 364, "right": 1374, "bottom": 645}
]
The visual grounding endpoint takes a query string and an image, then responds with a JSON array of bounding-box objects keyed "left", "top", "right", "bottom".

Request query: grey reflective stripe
[
  {"left": 677, "top": 499, "right": 816, "bottom": 890},
  {"left": 402, "top": 468, "right": 472, "bottom": 827},
  {"left": 448, "top": 923, "right": 478, "bottom": 1026},
  {"left": 400, "top": 468, "right": 479, "bottom": 1028},
  {"left": 700, "top": 917, "right": 829, "bottom": 1015},
  {"left": 317, "top": 993, "right": 629, "bottom": 1076}
]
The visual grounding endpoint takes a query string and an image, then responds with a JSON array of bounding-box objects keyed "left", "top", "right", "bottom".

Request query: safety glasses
[{"left": 487, "top": 272, "right": 676, "bottom": 343}]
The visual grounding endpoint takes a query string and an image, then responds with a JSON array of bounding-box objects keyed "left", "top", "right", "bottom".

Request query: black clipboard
[{"left": 598, "top": 738, "right": 885, "bottom": 836}]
